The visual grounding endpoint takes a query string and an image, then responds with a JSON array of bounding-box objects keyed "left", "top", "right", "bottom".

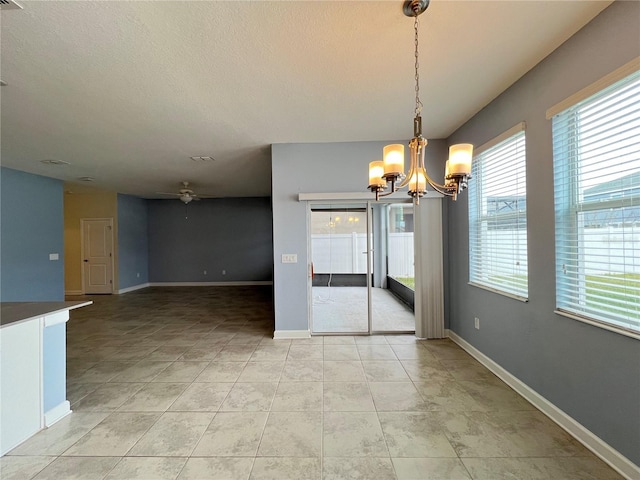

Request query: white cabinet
[
  {"left": 0, "top": 301, "right": 91, "bottom": 455},
  {"left": 0, "top": 318, "right": 42, "bottom": 455}
]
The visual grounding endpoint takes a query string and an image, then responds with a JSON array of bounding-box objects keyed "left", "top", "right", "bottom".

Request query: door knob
[{"left": 83, "top": 259, "right": 88, "bottom": 262}]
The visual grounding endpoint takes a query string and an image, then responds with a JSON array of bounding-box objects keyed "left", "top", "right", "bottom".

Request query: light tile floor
[
  {"left": 312, "top": 287, "right": 415, "bottom": 333},
  {"left": 2, "top": 287, "right": 623, "bottom": 479}
]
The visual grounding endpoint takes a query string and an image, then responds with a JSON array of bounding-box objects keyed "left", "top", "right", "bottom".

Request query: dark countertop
[{"left": 1, "top": 301, "right": 92, "bottom": 328}]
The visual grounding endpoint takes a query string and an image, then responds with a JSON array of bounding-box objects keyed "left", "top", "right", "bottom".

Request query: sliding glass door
[
  {"left": 370, "top": 203, "right": 416, "bottom": 332},
  {"left": 310, "top": 206, "right": 369, "bottom": 333},
  {"left": 309, "top": 201, "right": 415, "bottom": 335}
]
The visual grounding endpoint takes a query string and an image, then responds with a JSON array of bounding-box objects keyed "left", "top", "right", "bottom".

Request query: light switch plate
[
  {"left": 282, "top": 254, "right": 297, "bottom": 263},
  {"left": 49, "top": 253, "right": 59, "bottom": 261}
]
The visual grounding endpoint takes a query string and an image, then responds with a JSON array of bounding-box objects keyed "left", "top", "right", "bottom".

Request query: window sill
[
  {"left": 468, "top": 282, "right": 529, "bottom": 303},
  {"left": 554, "top": 310, "right": 640, "bottom": 341}
]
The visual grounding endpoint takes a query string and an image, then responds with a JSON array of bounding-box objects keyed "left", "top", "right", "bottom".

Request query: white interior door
[{"left": 82, "top": 218, "right": 114, "bottom": 294}]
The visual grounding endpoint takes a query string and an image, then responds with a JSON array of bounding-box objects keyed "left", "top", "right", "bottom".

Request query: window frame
[
  {"left": 549, "top": 60, "right": 640, "bottom": 339},
  {"left": 468, "top": 122, "right": 529, "bottom": 301}
]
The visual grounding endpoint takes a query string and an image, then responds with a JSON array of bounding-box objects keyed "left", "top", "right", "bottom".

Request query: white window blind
[
  {"left": 552, "top": 69, "right": 640, "bottom": 334},
  {"left": 469, "top": 126, "right": 528, "bottom": 299}
]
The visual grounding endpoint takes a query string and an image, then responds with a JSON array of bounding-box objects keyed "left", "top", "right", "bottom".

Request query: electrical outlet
[
  {"left": 282, "top": 254, "right": 297, "bottom": 263},
  {"left": 203, "top": 270, "right": 207, "bottom": 275},
  {"left": 222, "top": 270, "right": 226, "bottom": 275},
  {"left": 474, "top": 317, "right": 480, "bottom": 330},
  {"left": 136, "top": 272, "right": 140, "bottom": 278}
]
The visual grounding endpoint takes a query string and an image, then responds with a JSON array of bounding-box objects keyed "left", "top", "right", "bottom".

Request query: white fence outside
[
  {"left": 472, "top": 229, "right": 529, "bottom": 280},
  {"left": 313, "top": 226, "right": 639, "bottom": 278},
  {"left": 474, "top": 226, "right": 640, "bottom": 279},
  {"left": 311, "top": 233, "right": 414, "bottom": 277},
  {"left": 311, "top": 234, "right": 368, "bottom": 274},
  {"left": 582, "top": 226, "right": 640, "bottom": 275},
  {"left": 387, "top": 233, "right": 415, "bottom": 278}
]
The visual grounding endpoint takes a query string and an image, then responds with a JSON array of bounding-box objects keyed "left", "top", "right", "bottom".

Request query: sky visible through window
[{"left": 578, "top": 76, "right": 640, "bottom": 193}]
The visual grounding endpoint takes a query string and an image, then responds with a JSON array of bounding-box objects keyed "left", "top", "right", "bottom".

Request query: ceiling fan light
[{"left": 181, "top": 195, "right": 193, "bottom": 204}]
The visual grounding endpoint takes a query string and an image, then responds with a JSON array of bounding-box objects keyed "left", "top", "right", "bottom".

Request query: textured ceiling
[{"left": 1, "top": 1, "right": 611, "bottom": 198}]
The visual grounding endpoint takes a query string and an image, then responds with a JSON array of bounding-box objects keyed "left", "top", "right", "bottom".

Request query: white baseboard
[
  {"left": 119, "top": 281, "right": 273, "bottom": 293},
  {"left": 44, "top": 401, "right": 71, "bottom": 427},
  {"left": 65, "top": 290, "right": 83, "bottom": 296},
  {"left": 149, "top": 281, "right": 273, "bottom": 287},
  {"left": 273, "top": 330, "right": 311, "bottom": 339},
  {"left": 447, "top": 330, "right": 640, "bottom": 480},
  {"left": 118, "top": 283, "right": 150, "bottom": 294}
]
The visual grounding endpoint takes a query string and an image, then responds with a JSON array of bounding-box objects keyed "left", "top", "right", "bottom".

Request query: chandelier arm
[
  {"left": 398, "top": 154, "right": 418, "bottom": 188},
  {"left": 397, "top": 169, "right": 413, "bottom": 188},
  {"left": 423, "top": 169, "right": 456, "bottom": 197},
  {"left": 379, "top": 190, "right": 397, "bottom": 198},
  {"left": 425, "top": 178, "right": 456, "bottom": 197},
  {"left": 382, "top": 177, "right": 398, "bottom": 196}
]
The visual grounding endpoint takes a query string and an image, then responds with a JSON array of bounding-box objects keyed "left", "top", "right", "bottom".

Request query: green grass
[
  {"left": 585, "top": 273, "right": 640, "bottom": 316},
  {"left": 489, "top": 274, "right": 528, "bottom": 289},
  {"left": 488, "top": 272, "right": 639, "bottom": 321},
  {"left": 394, "top": 272, "right": 638, "bottom": 322},
  {"left": 393, "top": 277, "right": 415, "bottom": 290}
]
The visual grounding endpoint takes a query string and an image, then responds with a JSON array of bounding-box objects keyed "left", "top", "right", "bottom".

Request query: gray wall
[
  {"left": 272, "top": 140, "right": 447, "bottom": 332},
  {"left": 148, "top": 197, "right": 273, "bottom": 283},
  {"left": 117, "top": 194, "right": 149, "bottom": 289},
  {"left": 446, "top": 1, "right": 640, "bottom": 465}
]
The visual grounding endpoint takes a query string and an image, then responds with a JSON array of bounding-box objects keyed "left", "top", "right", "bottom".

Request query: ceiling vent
[
  {"left": 190, "top": 156, "right": 215, "bottom": 162},
  {"left": 0, "top": 0, "right": 23, "bottom": 11}
]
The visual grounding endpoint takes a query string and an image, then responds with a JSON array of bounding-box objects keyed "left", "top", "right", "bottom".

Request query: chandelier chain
[{"left": 414, "top": 15, "right": 422, "bottom": 118}]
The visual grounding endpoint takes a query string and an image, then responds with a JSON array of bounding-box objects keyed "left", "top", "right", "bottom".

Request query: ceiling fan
[{"left": 156, "top": 181, "right": 214, "bottom": 204}]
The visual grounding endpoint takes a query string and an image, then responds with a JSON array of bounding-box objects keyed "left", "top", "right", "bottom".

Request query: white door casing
[{"left": 81, "top": 218, "right": 114, "bottom": 294}]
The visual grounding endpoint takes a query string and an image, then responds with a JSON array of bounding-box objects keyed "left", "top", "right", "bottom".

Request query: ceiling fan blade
[{"left": 156, "top": 192, "right": 182, "bottom": 196}]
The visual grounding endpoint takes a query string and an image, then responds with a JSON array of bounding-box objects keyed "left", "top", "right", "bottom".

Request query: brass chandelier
[{"left": 368, "top": 0, "right": 474, "bottom": 204}]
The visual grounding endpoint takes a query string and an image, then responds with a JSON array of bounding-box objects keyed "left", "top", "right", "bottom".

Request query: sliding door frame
[{"left": 306, "top": 198, "right": 415, "bottom": 336}]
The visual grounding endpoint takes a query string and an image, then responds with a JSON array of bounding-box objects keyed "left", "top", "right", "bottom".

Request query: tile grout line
[{"left": 370, "top": 340, "right": 399, "bottom": 480}]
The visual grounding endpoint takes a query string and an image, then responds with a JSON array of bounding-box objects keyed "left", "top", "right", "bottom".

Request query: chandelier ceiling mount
[{"left": 403, "top": 0, "right": 430, "bottom": 18}]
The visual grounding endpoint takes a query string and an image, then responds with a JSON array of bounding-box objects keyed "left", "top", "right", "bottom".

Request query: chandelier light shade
[
  {"left": 368, "top": 161, "right": 386, "bottom": 189},
  {"left": 368, "top": 0, "right": 474, "bottom": 203},
  {"left": 448, "top": 144, "right": 474, "bottom": 175},
  {"left": 383, "top": 144, "right": 405, "bottom": 177}
]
